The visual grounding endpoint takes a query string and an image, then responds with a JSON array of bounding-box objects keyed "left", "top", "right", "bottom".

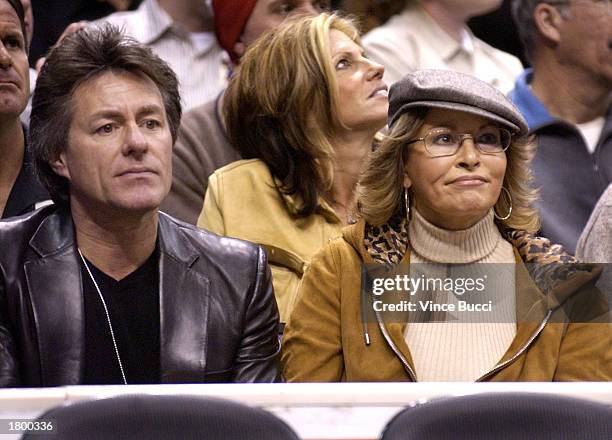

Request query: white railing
[{"left": 1, "top": 382, "right": 611, "bottom": 439}]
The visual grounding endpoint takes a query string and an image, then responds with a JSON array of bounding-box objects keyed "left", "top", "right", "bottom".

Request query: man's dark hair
[
  {"left": 30, "top": 24, "right": 182, "bottom": 206},
  {"left": 512, "top": 0, "right": 568, "bottom": 63},
  {"left": 4, "top": 0, "right": 27, "bottom": 52}
]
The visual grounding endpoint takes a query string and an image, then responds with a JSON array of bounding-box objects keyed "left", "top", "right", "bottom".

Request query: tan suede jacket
[{"left": 282, "top": 220, "right": 612, "bottom": 382}]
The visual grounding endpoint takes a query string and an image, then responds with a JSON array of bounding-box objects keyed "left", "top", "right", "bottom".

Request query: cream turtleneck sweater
[{"left": 405, "top": 209, "right": 517, "bottom": 381}]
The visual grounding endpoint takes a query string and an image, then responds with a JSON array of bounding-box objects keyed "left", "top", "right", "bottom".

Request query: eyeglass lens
[{"left": 423, "top": 127, "right": 511, "bottom": 157}]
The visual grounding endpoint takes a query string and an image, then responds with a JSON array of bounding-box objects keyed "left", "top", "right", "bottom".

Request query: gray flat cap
[{"left": 388, "top": 70, "right": 528, "bottom": 136}]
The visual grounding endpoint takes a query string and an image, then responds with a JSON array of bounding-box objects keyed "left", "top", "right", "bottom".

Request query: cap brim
[{"left": 389, "top": 101, "right": 521, "bottom": 135}]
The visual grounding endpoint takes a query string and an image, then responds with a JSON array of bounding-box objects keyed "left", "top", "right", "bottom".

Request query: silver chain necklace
[{"left": 78, "top": 249, "right": 128, "bottom": 385}]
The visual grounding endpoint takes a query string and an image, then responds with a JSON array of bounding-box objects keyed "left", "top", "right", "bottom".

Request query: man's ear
[
  {"left": 533, "top": 3, "right": 565, "bottom": 46},
  {"left": 50, "top": 152, "right": 71, "bottom": 180}
]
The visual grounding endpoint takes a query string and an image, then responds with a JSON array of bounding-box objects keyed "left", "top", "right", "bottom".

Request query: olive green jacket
[{"left": 282, "top": 220, "right": 612, "bottom": 382}]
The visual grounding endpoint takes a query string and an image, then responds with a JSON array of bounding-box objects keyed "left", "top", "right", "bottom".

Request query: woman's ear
[
  {"left": 402, "top": 142, "right": 413, "bottom": 190},
  {"left": 403, "top": 169, "right": 412, "bottom": 190}
]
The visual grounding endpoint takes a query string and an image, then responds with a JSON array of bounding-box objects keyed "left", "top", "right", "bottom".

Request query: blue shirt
[
  {"left": 507, "top": 69, "right": 612, "bottom": 254},
  {"left": 508, "top": 69, "right": 556, "bottom": 130}
]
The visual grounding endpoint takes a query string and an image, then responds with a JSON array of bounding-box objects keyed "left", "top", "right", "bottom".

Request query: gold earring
[{"left": 494, "top": 187, "right": 512, "bottom": 221}]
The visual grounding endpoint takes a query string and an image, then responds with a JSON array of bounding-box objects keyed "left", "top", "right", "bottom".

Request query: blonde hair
[
  {"left": 358, "top": 112, "right": 541, "bottom": 233},
  {"left": 224, "top": 12, "right": 360, "bottom": 217}
]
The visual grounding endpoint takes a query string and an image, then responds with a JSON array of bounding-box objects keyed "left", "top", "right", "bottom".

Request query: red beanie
[{"left": 213, "top": 0, "right": 259, "bottom": 63}]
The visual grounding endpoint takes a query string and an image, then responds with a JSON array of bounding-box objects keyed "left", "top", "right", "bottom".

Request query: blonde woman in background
[{"left": 198, "top": 13, "right": 388, "bottom": 323}]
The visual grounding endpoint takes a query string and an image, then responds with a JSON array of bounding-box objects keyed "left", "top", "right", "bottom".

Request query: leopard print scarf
[{"left": 364, "top": 214, "right": 584, "bottom": 295}]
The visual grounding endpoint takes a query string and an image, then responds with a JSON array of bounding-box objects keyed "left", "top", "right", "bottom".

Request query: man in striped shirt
[{"left": 91, "top": 0, "right": 227, "bottom": 111}]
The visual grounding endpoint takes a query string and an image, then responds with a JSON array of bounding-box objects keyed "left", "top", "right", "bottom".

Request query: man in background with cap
[
  {"left": 509, "top": 0, "right": 611, "bottom": 253},
  {"left": 91, "top": 0, "right": 225, "bottom": 111},
  {"left": 161, "top": 0, "right": 328, "bottom": 224}
]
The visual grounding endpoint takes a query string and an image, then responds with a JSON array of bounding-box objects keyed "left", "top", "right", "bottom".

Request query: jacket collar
[
  {"left": 343, "top": 218, "right": 602, "bottom": 380},
  {"left": 157, "top": 212, "right": 200, "bottom": 266},
  {"left": 132, "top": 0, "right": 217, "bottom": 55},
  {"left": 29, "top": 205, "right": 75, "bottom": 257},
  {"left": 403, "top": 3, "right": 473, "bottom": 62},
  {"left": 26, "top": 207, "right": 211, "bottom": 385},
  {"left": 343, "top": 216, "right": 598, "bottom": 300},
  {"left": 130, "top": 0, "right": 173, "bottom": 45},
  {"left": 28, "top": 207, "right": 203, "bottom": 266}
]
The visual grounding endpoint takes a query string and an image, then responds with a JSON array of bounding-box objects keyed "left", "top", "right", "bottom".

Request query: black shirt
[
  {"left": 2, "top": 128, "right": 50, "bottom": 219},
  {"left": 29, "top": 0, "right": 143, "bottom": 64},
  {"left": 81, "top": 249, "right": 160, "bottom": 385}
]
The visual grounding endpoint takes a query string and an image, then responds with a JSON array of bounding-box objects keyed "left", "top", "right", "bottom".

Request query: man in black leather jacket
[{"left": 0, "top": 24, "right": 281, "bottom": 387}]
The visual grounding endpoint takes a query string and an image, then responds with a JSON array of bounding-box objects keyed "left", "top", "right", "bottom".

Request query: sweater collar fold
[{"left": 408, "top": 209, "right": 501, "bottom": 263}]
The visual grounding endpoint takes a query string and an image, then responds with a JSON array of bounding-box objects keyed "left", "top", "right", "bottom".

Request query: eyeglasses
[{"left": 406, "top": 127, "right": 512, "bottom": 157}]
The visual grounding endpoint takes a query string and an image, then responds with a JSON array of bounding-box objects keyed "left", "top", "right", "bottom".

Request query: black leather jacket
[{"left": 0, "top": 206, "right": 281, "bottom": 386}]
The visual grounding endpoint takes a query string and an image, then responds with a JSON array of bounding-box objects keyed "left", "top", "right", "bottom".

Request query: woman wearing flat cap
[{"left": 282, "top": 70, "right": 612, "bottom": 382}]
